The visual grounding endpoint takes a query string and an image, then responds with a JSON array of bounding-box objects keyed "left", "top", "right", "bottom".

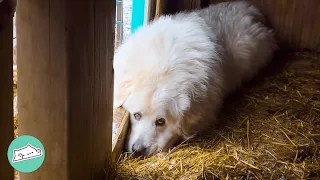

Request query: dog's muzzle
[{"left": 131, "top": 142, "right": 147, "bottom": 158}]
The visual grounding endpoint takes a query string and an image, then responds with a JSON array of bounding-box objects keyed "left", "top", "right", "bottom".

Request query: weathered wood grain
[
  {"left": 0, "top": 1, "right": 14, "bottom": 179},
  {"left": 16, "top": 0, "right": 115, "bottom": 179},
  {"left": 112, "top": 107, "right": 130, "bottom": 161}
]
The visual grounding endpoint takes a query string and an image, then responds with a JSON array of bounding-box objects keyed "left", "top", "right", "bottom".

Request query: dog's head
[{"left": 114, "top": 74, "right": 191, "bottom": 157}]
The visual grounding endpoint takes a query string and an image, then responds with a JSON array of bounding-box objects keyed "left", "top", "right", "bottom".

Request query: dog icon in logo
[{"left": 12, "top": 143, "right": 43, "bottom": 163}]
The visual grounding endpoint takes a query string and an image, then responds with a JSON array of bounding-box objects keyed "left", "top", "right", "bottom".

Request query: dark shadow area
[{"left": 191, "top": 50, "right": 289, "bottom": 141}]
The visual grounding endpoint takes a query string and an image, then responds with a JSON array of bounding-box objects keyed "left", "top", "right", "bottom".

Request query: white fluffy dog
[{"left": 113, "top": 1, "right": 278, "bottom": 157}]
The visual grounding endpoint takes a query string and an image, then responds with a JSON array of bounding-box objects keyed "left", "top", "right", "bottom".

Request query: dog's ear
[
  {"left": 155, "top": 86, "right": 191, "bottom": 118},
  {"left": 113, "top": 79, "right": 134, "bottom": 109},
  {"left": 170, "top": 93, "right": 191, "bottom": 118}
]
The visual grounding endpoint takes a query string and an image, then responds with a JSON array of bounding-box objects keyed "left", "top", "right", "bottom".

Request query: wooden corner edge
[{"left": 112, "top": 107, "right": 130, "bottom": 160}]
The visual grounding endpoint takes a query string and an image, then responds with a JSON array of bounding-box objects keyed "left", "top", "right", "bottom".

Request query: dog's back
[
  {"left": 198, "top": 1, "right": 278, "bottom": 94},
  {"left": 164, "top": 1, "right": 278, "bottom": 134},
  {"left": 195, "top": 1, "right": 278, "bottom": 95}
]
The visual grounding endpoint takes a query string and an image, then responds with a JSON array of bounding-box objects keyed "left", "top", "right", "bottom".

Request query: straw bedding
[{"left": 115, "top": 52, "right": 320, "bottom": 180}]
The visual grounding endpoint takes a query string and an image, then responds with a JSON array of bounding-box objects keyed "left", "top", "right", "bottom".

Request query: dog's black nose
[{"left": 132, "top": 143, "right": 146, "bottom": 157}]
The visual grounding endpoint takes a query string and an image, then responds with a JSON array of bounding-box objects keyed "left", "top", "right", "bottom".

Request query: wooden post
[
  {"left": 156, "top": 0, "right": 168, "bottom": 18},
  {"left": 16, "top": 0, "right": 115, "bottom": 179},
  {"left": 155, "top": 0, "right": 201, "bottom": 17},
  {"left": 145, "top": 0, "right": 157, "bottom": 23},
  {"left": 0, "top": 1, "right": 14, "bottom": 179}
]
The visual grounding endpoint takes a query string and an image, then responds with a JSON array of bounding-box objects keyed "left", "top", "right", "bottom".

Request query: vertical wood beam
[
  {"left": 155, "top": 0, "right": 168, "bottom": 18},
  {"left": 0, "top": 0, "right": 15, "bottom": 179},
  {"left": 155, "top": 0, "right": 201, "bottom": 17},
  {"left": 145, "top": 0, "right": 157, "bottom": 23},
  {"left": 16, "top": 0, "right": 115, "bottom": 179}
]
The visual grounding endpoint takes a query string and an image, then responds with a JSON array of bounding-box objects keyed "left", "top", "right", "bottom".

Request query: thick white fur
[{"left": 113, "top": 1, "right": 278, "bottom": 157}]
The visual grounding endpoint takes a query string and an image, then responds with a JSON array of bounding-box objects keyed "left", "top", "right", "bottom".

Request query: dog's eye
[
  {"left": 155, "top": 118, "right": 165, "bottom": 126},
  {"left": 134, "top": 112, "right": 142, "bottom": 120}
]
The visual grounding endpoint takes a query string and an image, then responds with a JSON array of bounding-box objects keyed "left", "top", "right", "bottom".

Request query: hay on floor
[{"left": 116, "top": 52, "right": 320, "bottom": 180}]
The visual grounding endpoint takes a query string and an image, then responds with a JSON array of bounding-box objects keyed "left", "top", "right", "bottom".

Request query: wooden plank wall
[
  {"left": 0, "top": 1, "right": 15, "bottom": 179},
  {"left": 16, "top": 0, "right": 115, "bottom": 179},
  {"left": 158, "top": 0, "right": 320, "bottom": 51}
]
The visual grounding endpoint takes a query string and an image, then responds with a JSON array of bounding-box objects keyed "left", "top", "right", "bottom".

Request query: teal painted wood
[{"left": 131, "top": 0, "right": 146, "bottom": 34}]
